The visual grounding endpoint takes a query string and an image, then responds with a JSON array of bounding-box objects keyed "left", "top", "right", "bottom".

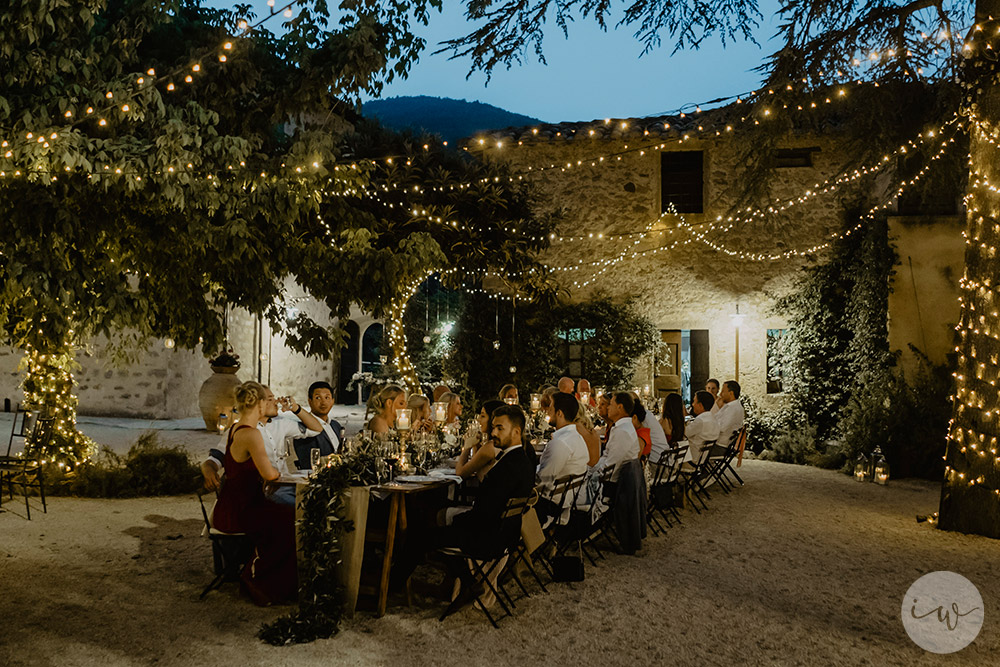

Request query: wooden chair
[
  {"left": 195, "top": 487, "right": 253, "bottom": 598},
  {"left": 0, "top": 406, "right": 50, "bottom": 519}
]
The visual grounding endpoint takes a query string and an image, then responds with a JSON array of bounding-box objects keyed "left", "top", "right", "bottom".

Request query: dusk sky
[{"left": 241, "top": 1, "right": 785, "bottom": 123}]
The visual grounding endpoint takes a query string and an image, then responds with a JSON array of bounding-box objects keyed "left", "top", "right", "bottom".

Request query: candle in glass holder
[
  {"left": 530, "top": 393, "right": 541, "bottom": 411},
  {"left": 395, "top": 408, "right": 411, "bottom": 431},
  {"left": 579, "top": 391, "right": 590, "bottom": 406},
  {"left": 504, "top": 397, "right": 516, "bottom": 405},
  {"left": 642, "top": 384, "right": 651, "bottom": 397},
  {"left": 432, "top": 401, "right": 448, "bottom": 423}
]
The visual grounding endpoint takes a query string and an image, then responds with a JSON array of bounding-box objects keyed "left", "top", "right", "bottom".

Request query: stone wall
[{"left": 0, "top": 299, "right": 377, "bottom": 419}]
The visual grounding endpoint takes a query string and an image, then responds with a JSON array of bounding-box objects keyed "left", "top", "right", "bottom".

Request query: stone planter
[{"left": 198, "top": 365, "right": 241, "bottom": 431}]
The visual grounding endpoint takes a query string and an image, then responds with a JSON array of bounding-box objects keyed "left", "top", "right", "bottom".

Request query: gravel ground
[{"left": 1, "top": 459, "right": 997, "bottom": 666}]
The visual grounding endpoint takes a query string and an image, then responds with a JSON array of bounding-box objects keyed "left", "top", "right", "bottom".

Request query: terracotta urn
[{"left": 198, "top": 365, "right": 241, "bottom": 431}]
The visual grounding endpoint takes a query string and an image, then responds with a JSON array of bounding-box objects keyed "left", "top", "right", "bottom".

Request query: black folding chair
[
  {"left": 545, "top": 473, "right": 598, "bottom": 567},
  {"left": 0, "top": 406, "right": 50, "bottom": 519},
  {"left": 647, "top": 444, "right": 689, "bottom": 533},
  {"left": 438, "top": 495, "right": 532, "bottom": 628},
  {"left": 196, "top": 487, "right": 253, "bottom": 599},
  {"left": 586, "top": 466, "right": 622, "bottom": 554},
  {"left": 679, "top": 440, "right": 716, "bottom": 513},
  {"left": 716, "top": 426, "right": 747, "bottom": 488},
  {"left": 509, "top": 491, "right": 549, "bottom": 594}
]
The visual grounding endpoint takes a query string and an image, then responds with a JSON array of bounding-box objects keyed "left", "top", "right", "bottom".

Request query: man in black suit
[{"left": 449, "top": 404, "right": 535, "bottom": 556}]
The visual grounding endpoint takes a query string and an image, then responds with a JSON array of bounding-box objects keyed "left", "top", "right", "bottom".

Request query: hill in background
[{"left": 362, "top": 95, "right": 541, "bottom": 144}]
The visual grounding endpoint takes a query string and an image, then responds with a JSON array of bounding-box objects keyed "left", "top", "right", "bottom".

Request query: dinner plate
[{"left": 395, "top": 474, "right": 438, "bottom": 483}]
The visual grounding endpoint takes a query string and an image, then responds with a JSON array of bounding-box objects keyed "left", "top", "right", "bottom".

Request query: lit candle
[
  {"left": 432, "top": 401, "right": 447, "bottom": 423},
  {"left": 504, "top": 397, "right": 516, "bottom": 405},
  {"left": 579, "top": 391, "right": 590, "bottom": 405},
  {"left": 396, "top": 408, "right": 410, "bottom": 431},
  {"left": 530, "top": 393, "right": 541, "bottom": 411}
]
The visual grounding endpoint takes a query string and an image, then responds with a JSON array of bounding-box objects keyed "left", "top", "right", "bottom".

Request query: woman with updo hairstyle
[
  {"left": 211, "top": 381, "right": 296, "bottom": 606},
  {"left": 407, "top": 394, "right": 434, "bottom": 433},
  {"left": 368, "top": 384, "right": 407, "bottom": 434}
]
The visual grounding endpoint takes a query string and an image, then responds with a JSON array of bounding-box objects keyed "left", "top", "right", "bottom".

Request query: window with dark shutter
[
  {"left": 774, "top": 148, "right": 818, "bottom": 168},
  {"left": 661, "top": 151, "right": 704, "bottom": 214}
]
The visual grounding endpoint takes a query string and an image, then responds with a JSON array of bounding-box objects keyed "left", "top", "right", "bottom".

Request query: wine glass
[
  {"left": 310, "top": 447, "right": 322, "bottom": 475},
  {"left": 279, "top": 435, "right": 293, "bottom": 475}
]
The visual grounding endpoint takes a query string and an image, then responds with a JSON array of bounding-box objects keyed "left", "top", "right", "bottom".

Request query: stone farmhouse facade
[{"left": 473, "top": 107, "right": 964, "bottom": 408}]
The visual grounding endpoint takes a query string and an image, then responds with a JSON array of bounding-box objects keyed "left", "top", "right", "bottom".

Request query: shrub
[{"left": 46, "top": 432, "right": 201, "bottom": 497}]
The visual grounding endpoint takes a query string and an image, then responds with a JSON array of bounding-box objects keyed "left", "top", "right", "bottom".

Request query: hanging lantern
[
  {"left": 874, "top": 454, "right": 890, "bottom": 485},
  {"left": 854, "top": 453, "right": 869, "bottom": 482}
]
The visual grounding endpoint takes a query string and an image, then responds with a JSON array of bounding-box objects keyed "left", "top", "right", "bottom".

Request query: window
[
  {"left": 766, "top": 329, "right": 787, "bottom": 394},
  {"left": 558, "top": 328, "right": 596, "bottom": 377},
  {"left": 775, "top": 147, "right": 818, "bottom": 168},
  {"left": 661, "top": 151, "right": 704, "bottom": 214}
]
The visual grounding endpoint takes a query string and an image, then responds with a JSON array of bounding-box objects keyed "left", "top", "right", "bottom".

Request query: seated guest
[
  {"left": 716, "top": 380, "right": 746, "bottom": 445},
  {"left": 456, "top": 399, "right": 504, "bottom": 480},
  {"left": 447, "top": 405, "right": 535, "bottom": 553},
  {"left": 557, "top": 376, "right": 575, "bottom": 394},
  {"left": 595, "top": 392, "right": 640, "bottom": 481},
  {"left": 368, "top": 384, "right": 408, "bottom": 434},
  {"left": 440, "top": 391, "right": 463, "bottom": 425},
  {"left": 537, "top": 392, "right": 590, "bottom": 524},
  {"left": 538, "top": 386, "right": 559, "bottom": 430},
  {"left": 705, "top": 378, "right": 722, "bottom": 414},
  {"left": 202, "top": 384, "right": 324, "bottom": 506},
  {"left": 659, "top": 392, "right": 686, "bottom": 448},
  {"left": 212, "top": 381, "right": 296, "bottom": 606},
  {"left": 432, "top": 384, "right": 451, "bottom": 402},
  {"left": 498, "top": 383, "right": 519, "bottom": 404},
  {"left": 407, "top": 394, "right": 435, "bottom": 433},
  {"left": 597, "top": 392, "right": 612, "bottom": 446},
  {"left": 686, "top": 390, "right": 721, "bottom": 460},
  {"left": 575, "top": 378, "right": 597, "bottom": 407},
  {"left": 631, "top": 401, "right": 653, "bottom": 458},
  {"left": 640, "top": 397, "right": 669, "bottom": 462},
  {"left": 574, "top": 398, "right": 602, "bottom": 467},
  {"left": 291, "top": 381, "right": 342, "bottom": 469}
]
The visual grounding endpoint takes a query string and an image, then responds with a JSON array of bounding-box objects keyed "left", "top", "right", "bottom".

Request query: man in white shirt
[
  {"left": 596, "top": 392, "right": 640, "bottom": 481},
  {"left": 686, "top": 390, "right": 721, "bottom": 461},
  {"left": 536, "top": 392, "right": 590, "bottom": 524},
  {"left": 715, "top": 380, "right": 746, "bottom": 446},
  {"left": 288, "top": 381, "right": 342, "bottom": 469},
  {"left": 201, "top": 385, "right": 324, "bottom": 505}
]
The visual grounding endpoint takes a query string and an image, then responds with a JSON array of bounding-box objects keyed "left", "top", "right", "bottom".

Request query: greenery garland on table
[
  {"left": 258, "top": 464, "right": 357, "bottom": 646},
  {"left": 259, "top": 435, "right": 406, "bottom": 645}
]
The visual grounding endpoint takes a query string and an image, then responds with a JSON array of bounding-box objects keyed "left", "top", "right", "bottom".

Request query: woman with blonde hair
[
  {"left": 211, "top": 381, "right": 296, "bottom": 605},
  {"left": 407, "top": 393, "right": 434, "bottom": 433},
  {"left": 368, "top": 384, "right": 407, "bottom": 434}
]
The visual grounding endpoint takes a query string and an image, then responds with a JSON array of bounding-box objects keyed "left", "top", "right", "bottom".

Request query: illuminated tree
[{"left": 0, "top": 0, "right": 551, "bottom": 465}]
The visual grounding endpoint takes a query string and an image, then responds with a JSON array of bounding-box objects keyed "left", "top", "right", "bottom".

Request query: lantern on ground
[
  {"left": 874, "top": 454, "right": 890, "bottom": 485},
  {"left": 854, "top": 453, "right": 869, "bottom": 482}
]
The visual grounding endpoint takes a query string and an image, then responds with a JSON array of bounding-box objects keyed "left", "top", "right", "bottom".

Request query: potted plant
[{"left": 198, "top": 348, "right": 242, "bottom": 431}]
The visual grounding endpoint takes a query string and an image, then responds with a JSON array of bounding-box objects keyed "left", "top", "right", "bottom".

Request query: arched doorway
[
  {"left": 360, "top": 323, "right": 384, "bottom": 404},
  {"left": 338, "top": 321, "right": 360, "bottom": 404}
]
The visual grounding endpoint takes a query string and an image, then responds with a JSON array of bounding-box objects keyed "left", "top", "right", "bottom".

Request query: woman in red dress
[{"left": 212, "top": 381, "right": 297, "bottom": 606}]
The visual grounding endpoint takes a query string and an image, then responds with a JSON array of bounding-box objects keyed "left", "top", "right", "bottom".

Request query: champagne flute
[{"left": 310, "top": 447, "right": 322, "bottom": 475}]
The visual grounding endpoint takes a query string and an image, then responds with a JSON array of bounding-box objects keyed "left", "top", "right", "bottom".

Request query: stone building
[{"left": 470, "top": 105, "right": 964, "bottom": 408}]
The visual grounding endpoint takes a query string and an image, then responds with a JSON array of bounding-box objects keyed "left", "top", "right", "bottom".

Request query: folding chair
[
  {"left": 509, "top": 491, "right": 548, "bottom": 594},
  {"left": 196, "top": 487, "right": 253, "bottom": 599},
  {"left": 679, "top": 440, "right": 716, "bottom": 513},
  {"left": 718, "top": 427, "right": 747, "bottom": 488},
  {"left": 545, "top": 473, "right": 599, "bottom": 567},
  {"left": 587, "top": 466, "right": 622, "bottom": 555},
  {"left": 438, "top": 495, "right": 532, "bottom": 628},
  {"left": 0, "top": 406, "right": 50, "bottom": 520},
  {"left": 647, "top": 444, "right": 689, "bottom": 533}
]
